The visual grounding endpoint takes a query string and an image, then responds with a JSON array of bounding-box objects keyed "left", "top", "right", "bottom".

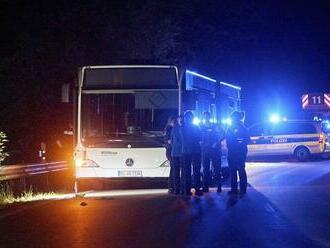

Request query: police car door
[
  {"left": 248, "top": 123, "right": 273, "bottom": 156},
  {"left": 266, "top": 123, "right": 291, "bottom": 155}
]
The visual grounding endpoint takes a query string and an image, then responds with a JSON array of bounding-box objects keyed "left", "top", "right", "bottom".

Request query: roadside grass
[{"left": 0, "top": 185, "right": 57, "bottom": 205}]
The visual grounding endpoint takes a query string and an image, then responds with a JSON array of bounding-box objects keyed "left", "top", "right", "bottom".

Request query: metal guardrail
[{"left": 0, "top": 161, "right": 68, "bottom": 181}]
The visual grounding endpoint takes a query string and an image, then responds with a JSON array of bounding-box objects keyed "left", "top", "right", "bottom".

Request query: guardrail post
[
  {"left": 74, "top": 179, "right": 78, "bottom": 194},
  {"left": 46, "top": 172, "right": 50, "bottom": 191},
  {"left": 0, "top": 161, "right": 69, "bottom": 194}
]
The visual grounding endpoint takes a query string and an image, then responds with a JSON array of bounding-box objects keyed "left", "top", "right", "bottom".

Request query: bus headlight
[
  {"left": 160, "top": 160, "right": 170, "bottom": 167},
  {"left": 74, "top": 147, "right": 86, "bottom": 167},
  {"left": 76, "top": 159, "right": 100, "bottom": 168},
  {"left": 75, "top": 158, "right": 84, "bottom": 167}
]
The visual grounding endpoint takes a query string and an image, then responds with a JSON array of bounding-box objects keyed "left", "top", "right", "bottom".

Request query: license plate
[{"left": 118, "top": 170, "right": 143, "bottom": 177}]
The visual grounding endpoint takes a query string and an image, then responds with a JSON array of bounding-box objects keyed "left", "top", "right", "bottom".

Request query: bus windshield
[
  {"left": 81, "top": 93, "right": 177, "bottom": 146},
  {"left": 82, "top": 67, "right": 178, "bottom": 90}
]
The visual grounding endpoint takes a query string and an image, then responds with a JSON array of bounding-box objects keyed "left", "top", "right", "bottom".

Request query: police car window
[
  {"left": 249, "top": 124, "right": 268, "bottom": 136},
  {"left": 292, "top": 123, "right": 317, "bottom": 134},
  {"left": 269, "top": 123, "right": 288, "bottom": 135},
  {"left": 270, "top": 122, "right": 316, "bottom": 135}
]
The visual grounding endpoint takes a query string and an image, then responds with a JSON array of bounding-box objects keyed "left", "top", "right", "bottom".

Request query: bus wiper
[
  {"left": 85, "top": 139, "right": 125, "bottom": 146},
  {"left": 86, "top": 140, "right": 113, "bottom": 146},
  {"left": 125, "top": 132, "right": 165, "bottom": 146}
]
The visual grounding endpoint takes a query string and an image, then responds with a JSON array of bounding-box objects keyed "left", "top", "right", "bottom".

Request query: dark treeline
[{"left": 1, "top": 0, "right": 329, "bottom": 162}]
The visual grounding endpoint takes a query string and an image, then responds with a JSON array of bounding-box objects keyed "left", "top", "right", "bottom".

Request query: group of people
[{"left": 164, "top": 110, "right": 250, "bottom": 197}]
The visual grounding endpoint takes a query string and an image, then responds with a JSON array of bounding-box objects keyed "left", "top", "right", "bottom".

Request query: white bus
[{"left": 74, "top": 65, "right": 241, "bottom": 187}]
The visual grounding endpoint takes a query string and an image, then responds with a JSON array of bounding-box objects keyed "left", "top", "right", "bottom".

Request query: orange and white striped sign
[
  {"left": 325, "top": 93, "right": 330, "bottom": 108},
  {"left": 302, "top": 93, "right": 330, "bottom": 110},
  {"left": 302, "top": 94, "right": 309, "bottom": 109}
]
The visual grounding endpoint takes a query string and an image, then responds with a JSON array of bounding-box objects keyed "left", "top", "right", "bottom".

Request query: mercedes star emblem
[{"left": 125, "top": 158, "right": 134, "bottom": 167}]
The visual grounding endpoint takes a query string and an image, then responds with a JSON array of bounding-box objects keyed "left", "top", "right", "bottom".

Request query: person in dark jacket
[
  {"left": 181, "top": 111, "right": 202, "bottom": 196},
  {"left": 226, "top": 111, "right": 250, "bottom": 196},
  {"left": 170, "top": 115, "right": 183, "bottom": 195},
  {"left": 164, "top": 116, "right": 175, "bottom": 194},
  {"left": 201, "top": 111, "right": 225, "bottom": 193}
]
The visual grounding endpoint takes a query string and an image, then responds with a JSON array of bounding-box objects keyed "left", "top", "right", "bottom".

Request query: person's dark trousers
[
  {"left": 182, "top": 154, "right": 192, "bottom": 195},
  {"left": 228, "top": 153, "right": 247, "bottom": 193},
  {"left": 168, "top": 160, "right": 174, "bottom": 192},
  {"left": 172, "top": 156, "right": 182, "bottom": 194},
  {"left": 166, "top": 147, "right": 174, "bottom": 192},
  {"left": 237, "top": 153, "right": 247, "bottom": 193},
  {"left": 182, "top": 153, "right": 201, "bottom": 195},
  {"left": 202, "top": 149, "right": 221, "bottom": 191},
  {"left": 228, "top": 158, "right": 238, "bottom": 192}
]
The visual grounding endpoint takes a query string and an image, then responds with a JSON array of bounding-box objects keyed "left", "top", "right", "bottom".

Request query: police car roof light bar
[{"left": 269, "top": 114, "right": 281, "bottom": 123}]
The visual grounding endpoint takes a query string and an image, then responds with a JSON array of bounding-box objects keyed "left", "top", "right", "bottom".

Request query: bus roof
[{"left": 185, "top": 70, "right": 241, "bottom": 91}]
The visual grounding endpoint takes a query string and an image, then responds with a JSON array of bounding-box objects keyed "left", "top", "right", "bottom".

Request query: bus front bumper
[{"left": 75, "top": 166, "right": 170, "bottom": 178}]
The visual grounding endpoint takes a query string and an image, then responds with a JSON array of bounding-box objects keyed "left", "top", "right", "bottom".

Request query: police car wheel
[{"left": 295, "top": 146, "right": 310, "bottom": 162}]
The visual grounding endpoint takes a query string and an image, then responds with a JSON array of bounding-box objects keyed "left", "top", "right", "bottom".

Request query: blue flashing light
[
  {"left": 201, "top": 118, "right": 217, "bottom": 124},
  {"left": 269, "top": 114, "right": 281, "bottom": 123},
  {"left": 186, "top": 70, "right": 217, "bottom": 83},
  {"left": 219, "top": 81, "right": 241, "bottom": 90},
  {"left": 193, "top": 117, "right": 201, "bottom": 125},
  {"left": 323, "top": 120, "right": 330, "bottom": 130},
  {"left": 222, "top": 118, "right": 232, "bottom": 126}
]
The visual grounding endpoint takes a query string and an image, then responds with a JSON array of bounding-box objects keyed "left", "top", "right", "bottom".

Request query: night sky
[{"left": 1, "top": 0, "right": 330, "bottom": 154}]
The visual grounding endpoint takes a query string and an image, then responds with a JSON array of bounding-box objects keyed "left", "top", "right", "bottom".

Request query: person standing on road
[
  {"left": 181, "top": 111, "right": 202, "bottom": 196},
  {"left": 201, "top": 111, "right": 225, "bottom": 193},
  {"left": 170, "top": 115, "right": 183, "bottom": 195},
  {"left": 226, "top": 111, "right": 250, "bottom": 196},
  {"left": 164, "top": 116, "right": 175, "bottom": 194}
]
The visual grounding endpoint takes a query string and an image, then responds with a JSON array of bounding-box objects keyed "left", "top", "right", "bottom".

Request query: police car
[{"left": 247, "top": 120, "right": 330, "bottom": 161}]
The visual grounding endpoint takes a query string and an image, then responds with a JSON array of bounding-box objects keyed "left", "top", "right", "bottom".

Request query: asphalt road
[{"left": 1, "top": 160, "right": 330, "bottom": 248}]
